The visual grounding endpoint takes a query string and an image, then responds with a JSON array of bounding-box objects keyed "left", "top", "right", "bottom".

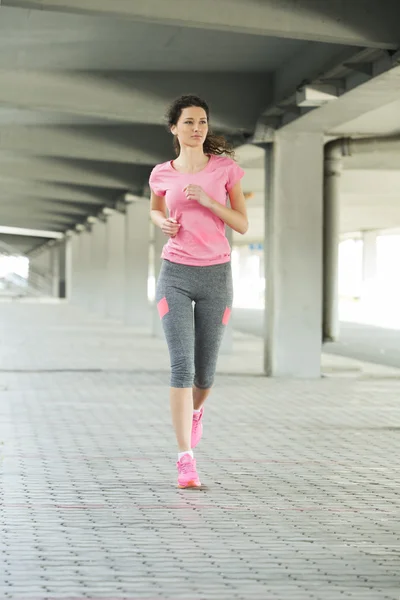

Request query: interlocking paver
[{"left": 1, "top": 302, "right": 400, "bottom": 600}]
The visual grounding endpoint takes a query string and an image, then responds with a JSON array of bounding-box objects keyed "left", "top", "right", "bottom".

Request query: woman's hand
[
  {"left": 161, "top": 217, "right": 181, "bottom": 238},
  {"left": 184, "top": 185, "right": 212, "bottom": 209}
]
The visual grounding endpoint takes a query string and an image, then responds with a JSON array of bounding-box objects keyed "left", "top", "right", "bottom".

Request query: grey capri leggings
[{"left": 156, "top": 259, "right": 233, "bottom": 389}]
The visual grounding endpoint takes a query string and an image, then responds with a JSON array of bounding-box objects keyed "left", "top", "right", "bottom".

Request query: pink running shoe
[
  {"left": 191, "top": 408, "right": 204, "bottom": 449},
  {"left": 177, "top": 454, "right": 201, "bottom": 488}
]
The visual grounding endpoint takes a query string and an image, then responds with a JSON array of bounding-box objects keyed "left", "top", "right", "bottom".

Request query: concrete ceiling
[
  {"left": 0, "top": 8, "right": 307, "bottom": 72},
  {"left": 332, "top": 100, "right": 400, "bottom": 137},
  {"left": 1, "top": 1, "right": 400, "bottom": 252},
  {"left": 0, "top": 233, "right": 49, "bottom": 255}
]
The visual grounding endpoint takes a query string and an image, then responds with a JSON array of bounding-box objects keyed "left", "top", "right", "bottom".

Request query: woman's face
[{"left": 171, "top": 106, "right": 208, "bottom": 149}]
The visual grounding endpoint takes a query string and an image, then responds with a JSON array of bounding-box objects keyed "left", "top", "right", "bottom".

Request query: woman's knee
[
  {"left": 194, "top": 371, "right": 215, "bottom": 390},
  {"left": 170, "top": 358, "right": 194, "bottom": 388}
]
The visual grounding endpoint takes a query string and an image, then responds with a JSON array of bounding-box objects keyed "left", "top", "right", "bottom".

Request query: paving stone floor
[{"left": 1, "top": 302, "right": 400, "bottom": 600}]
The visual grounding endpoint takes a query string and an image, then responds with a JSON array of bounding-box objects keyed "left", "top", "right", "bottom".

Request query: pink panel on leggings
[
  {"left": 222, "top": 307, "right": 231, "bottom": 325},
  {"left": 157, "top": 297, "right": 169, "bottom": 319}
]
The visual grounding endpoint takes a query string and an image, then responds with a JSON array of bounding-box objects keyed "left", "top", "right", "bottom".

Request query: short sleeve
[
  {"left": 226, "top": 160, "right": 245, "bottom": 192},
  {"left": 149, "top": 165, "right": 166, "bottom": 197}
]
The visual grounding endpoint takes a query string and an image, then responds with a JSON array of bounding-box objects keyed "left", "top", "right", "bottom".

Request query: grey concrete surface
[
  {"left": 2, "top": 4, "right": 400, "bottom": 248},
  {"left": 1, "top": 302, "right": 400, "bottom": 599},
  {"left": 4, "top": 0, "right": 400, "bottom": 47},
  {"left": 264, "top": 133, "right": 323, "bottom": 377},
  {"left": 234, "top": 308, "right": 400, "bottom": 371}
]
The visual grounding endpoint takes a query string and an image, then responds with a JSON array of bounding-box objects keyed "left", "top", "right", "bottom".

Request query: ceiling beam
[
  {"left": 0, "top": 209, "right": 77, "bottom": 224},
  {"left": 0, "top": 226, "right": 63, "bottom": 238},
  {"left": 0, "top": 155, "right": 149, "bottom": 189},
  {"left": 0, "top": 179, "right": 114, "bottom": 204},
  {"left": 3, "top": 0, "right": 400, "bottom": 48},
  {"left": 272, "top": 45, "right": 361, "bottom": 107},
  {"left": 0, "top": 216, "right": 75, "bottom": 231},
  {"left": 0, "top": 125, "right": 173, "bottom": 164},
  {"left": 0, "top": 197, "right": 99, "bottom": 216},
  {"left": 281, "top": 63, "right": 400, "bottom": 134},
  {"left": 0, "top": 69, "right": 269, "bottom": 132}
]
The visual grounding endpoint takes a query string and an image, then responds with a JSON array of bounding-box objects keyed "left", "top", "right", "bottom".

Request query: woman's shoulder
[
  {"left": 150, "top": 160, "right": 171, "bottom": 176},
  {"left": 149, "top": 161, "right": 173, "bottom": 189},
  {"left": 211, "top": 154, "right": 237, "bottom": 167},
  {"left": 210, "top": 154, "right": 243, "bottom": 176}
]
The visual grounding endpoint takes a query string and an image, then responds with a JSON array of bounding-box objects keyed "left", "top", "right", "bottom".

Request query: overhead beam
[
  {"left": 0, "top": 125, "right": 173, "bottom": 164},
  {"left": 0, "top": 226, "right": 63, "bottom": 238},
  {"left": 0, "top": 69, "right": 268, "bottom": 131},
  {"left": 282, "top": 62, "right": 400, "bottom": 134},
  {"left": 0, "top": 237, "right": 54, "bottom": 256},
  {"left": 0, "top": 197, "right": 98, "bottom": 216},
  {"left": 3, "top": 0, "right": 400, "bottom": 48},
  {"left": 0, "top": 155, "right": 149, "bottom": 189},
  {"left": 272, "top": 45, "right": 360, "bottom": 107},
  {"left": 0, "top": 216, "right": 75, "bottom": 231},
  {"left": 0, "top": 179, "right": 114, "bottom": 204},
  {"left": 0, "top": 209, "right": 77, "bottom": 224}
]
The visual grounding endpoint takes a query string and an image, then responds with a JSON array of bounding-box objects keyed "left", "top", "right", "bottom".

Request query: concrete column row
[
  {"left": 67, "top": 201, "right": 153, "bottom": 330},
  {"left": 65, "top": 202, "right": 235, "bottom": 355},
  {"left": 49, "top": 133, "right": 329, "bottom": 378},
  {"left": 65, "top": 133, "right": 325, "bottom": 377}
]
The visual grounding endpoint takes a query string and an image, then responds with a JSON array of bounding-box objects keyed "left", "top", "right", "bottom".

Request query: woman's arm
[
  {"left": 150, "top": 190, "right": 180, "bottom": 237},
  {"left": 209, "top": 181, "right": 248, "bottom": 235},
  {"left": 184, "top": 182, "right": 248, "bottom": 235},
  {"left": 150, "top": 190, "right": 167, "bottom": 228}
]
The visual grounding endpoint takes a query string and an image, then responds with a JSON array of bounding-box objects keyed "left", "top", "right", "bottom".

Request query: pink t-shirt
[{"left": 149, "top": 154, "right": 244, "bottom": 266}]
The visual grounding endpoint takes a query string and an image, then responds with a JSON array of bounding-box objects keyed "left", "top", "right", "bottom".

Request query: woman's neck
[{"left": 174, "top": 147, "right": 208, "bottom": 171}]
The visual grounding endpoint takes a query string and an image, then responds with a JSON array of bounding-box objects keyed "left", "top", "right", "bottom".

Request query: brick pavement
[{"left": 1, "top": 302, "right": 400, "bottom": 600}]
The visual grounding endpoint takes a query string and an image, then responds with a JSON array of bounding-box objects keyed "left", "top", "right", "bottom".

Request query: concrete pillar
[
  {"left": 64, "top": 235, "right": 72, "bottom": 301},
  {"left": 125, "top": 201, "right": 151, "bottom": 328},
  {"left": 91, "top": 219, "right": 107, "bottom": 317},
  {"left": 50, "top": 244, "right": 60, "bottom": 298},
  {"left": 69, "top": 232, "right": 81, "bottom": 305},
  {"left": 105, "top": 211, "right": 125, "bottom": 321},
  {"left": 152, "top": 224, "right": 165, "bottom": 336},
  {"left": 58, "top": 240, "right": 67, "bottom": 299},
  {"left": 264, "top": 133, "right": 323, "bottom": 378},
  {"left": 79, "top": 228, "right": 92, "bottom": 310},
  {"left": 77, "top": 232, "right": 86, "bottom": 306},
  {"left": 323, "top": 156, "right": 341, "bottom": 342}
]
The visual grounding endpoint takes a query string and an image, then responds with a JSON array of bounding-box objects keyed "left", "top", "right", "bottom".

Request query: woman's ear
[{"left": 170, "top": 125, "right": 177, "bottom": 136}]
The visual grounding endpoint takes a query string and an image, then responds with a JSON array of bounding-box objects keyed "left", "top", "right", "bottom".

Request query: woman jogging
[{"left": 149, "top": 95, "right": 248, "bottom": 488}]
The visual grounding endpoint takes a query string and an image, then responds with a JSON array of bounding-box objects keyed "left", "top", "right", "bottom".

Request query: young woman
[{"left": 149, "top": 95, "right": 248, "bottom": 488}]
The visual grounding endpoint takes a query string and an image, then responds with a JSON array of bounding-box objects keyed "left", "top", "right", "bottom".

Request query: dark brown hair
[{"left": 166, "top": 94, "right": 235, "bottom": 158}]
